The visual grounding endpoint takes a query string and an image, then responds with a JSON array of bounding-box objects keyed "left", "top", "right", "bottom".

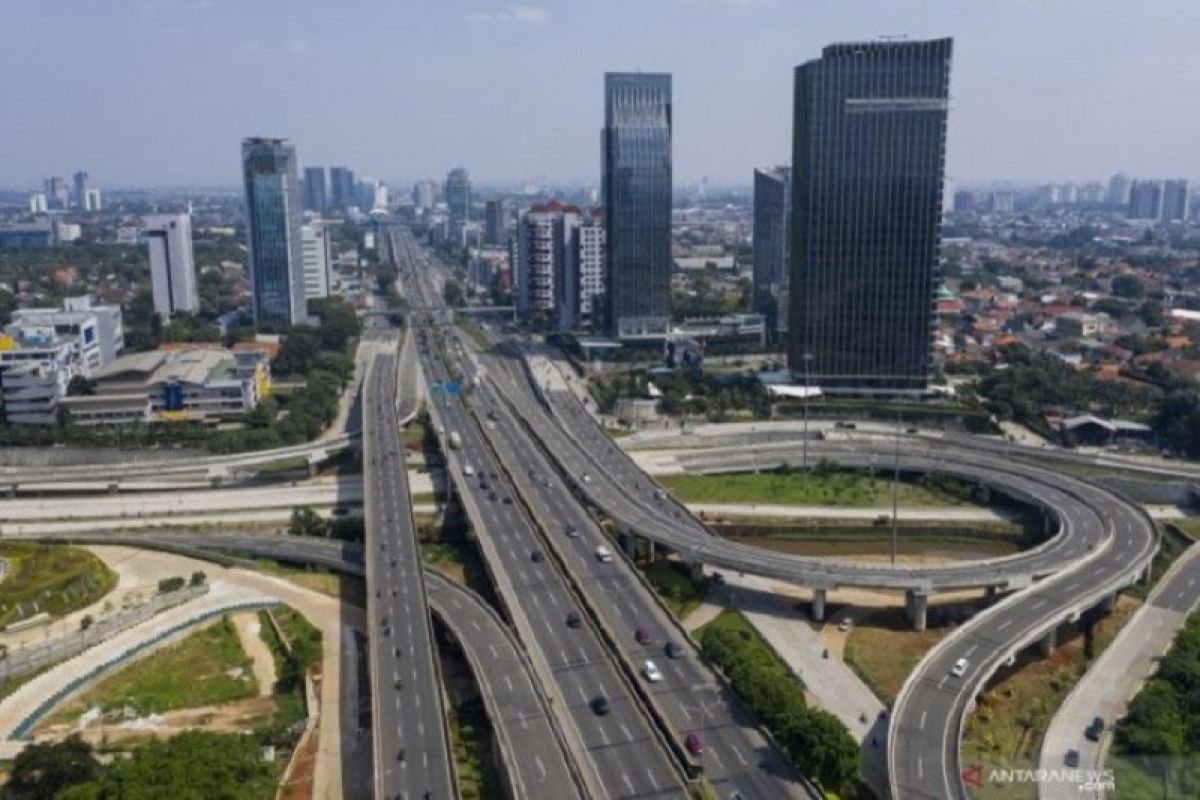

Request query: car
[
  {"left": 951, "top": 657, "right": 969, "bottom": 677},
  {"left": 664, "top": 640, "right": 684, "bottom": 659},
  {"left": 565, "top": 525, "right": 580, "bottom": 538},
  {"left": 635, "top": 627, "right": 652, "bottom": 645},
  {"left": 488, "top": 492, "right": 498, "bottom": 502},
  {"left": 595, "top": 546, "right": 613, "bottom": 563},
  {"left": 685, "top": 732, "right": 704, "bottom": 755},
  {"left": 1085, "top": 716, "right": 1105, "bottom": 741},
  {"left": 479, "top": 480, "right": 489, "bottom": 490},
  {"left": 531, "top": 550, "right": 545, "bottom": 563},
  {"left": 906, "top": 427, "right": 919, "bottom": 434},
  {"left": 502, "top": 496, "right": 513, "bottom": 505},
  {"left": 728, "top": 792, "right": 745, "bottom": 800},
  {"left": 838, "top": 618, "right": 853, "bottom": 633},
  {"left": 566, "top": 612, "right": 582, "bottom": 629},
  {"left": 654, "top": 488, "right": 667, "bottom": 500},
  {"left": 1065, "top": 749, "right": 1080, "bottom": 768},
  {"left": 393, "top": 647, "right": 401, "bottom": 657},
  {"left": 395, "top": 679, "right": 404, "bottom": 690},
  {"left": 591, "top": 695, "right": 610, "bottom": 715},
  {"left": 643, "top": 660, "right": 662, "bottom": 682},
  {"left": 582, "top": 473, "right": 593, "bottom": 483}
]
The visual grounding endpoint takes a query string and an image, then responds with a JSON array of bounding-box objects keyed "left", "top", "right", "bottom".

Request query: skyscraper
[
  {"left": 788, "top": 39, "right": 952, "bottom": 394},
  {"left": 329, "top": 166, "right": 355, "bottom": 210},
  {"left": 242, "top": 137, "right": 307, "bottom": 327},
  {"left": 1106, "top": 173, "right": 1132, "bottom": 207},
  {"left": 144, "top": 213, "right": 198, "bottom": 320},
  {"left": 301, "top": 223, "right": 331, "bottom": 299},
  {"left": 602, "top": 72, "right": 672, "bottom": 339},
  {"left": 484, "top": 198, "right": 509, "bottom": 246},
  {"left": 303, "top": 166, "right": 327, "bottom": 212},
  {"left": 1128, "top": 180, "right": 1163, "bottom": 220},
  {"left": 44, "top": 177, "right": 68, "bottom": 210},
  {"left": 752, "top": 166, "right": 791, "bottom": 335},
  {"left": 72, "top": 171, "right": 90, "bottom": 210},
  {"left": 445, "top": 168, "right": 472, "bottom": 229},
  {"left": 1162, "top": 179, "right": 1190, "bottom": 222}
]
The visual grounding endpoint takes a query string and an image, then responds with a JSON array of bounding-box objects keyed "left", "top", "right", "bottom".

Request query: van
[{"left": 595, "top": 545, "right": 613, "bottom": 563}]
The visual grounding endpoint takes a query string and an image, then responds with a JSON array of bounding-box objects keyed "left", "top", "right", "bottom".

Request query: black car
[
  {"left": 591, "top": 695, "right": 610, "bottom": 716},
  {"left": 1065, "top": 749, "right": 1080, "bottom": 768},
  {"left": 1085, "top": 717, "right": 1105, "bottom": 741},
  {"left": 488, "top": 492, "right": 498, "bottom": 502},
  {"left": 566, "top": 612, "right": 582, "bottom": 628},
  {"left": 502, "top": 496, "right": 513, "bottom": 505},
  {"left": 664, "top": 640, "right": 683, "bottom": 659},
  {"left": 531, "top": 550, "right": 545, "bottom": 563}
]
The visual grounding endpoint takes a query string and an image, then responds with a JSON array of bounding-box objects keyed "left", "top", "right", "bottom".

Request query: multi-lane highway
[{"left": 363, "top": 350, "right": 455, "bottom": 800}]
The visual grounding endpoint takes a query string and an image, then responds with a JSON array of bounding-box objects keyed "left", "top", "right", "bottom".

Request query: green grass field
[
  {"left": 643, "top": 561, "right": 707, "bottom": 619},
  {"left": 844, "top": 609, "right": 953, "bottom": 705},
  {"left": 48, "top": 615, "right": 257, "bottom": 722},
  {"left": 0, "top": 543, "right": 117, "bottom": 628},
  {"left": 659, "top": 469, "right": 979, "bottom": 508}
]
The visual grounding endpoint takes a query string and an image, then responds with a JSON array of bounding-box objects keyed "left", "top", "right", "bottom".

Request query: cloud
[{"left": 466, "top": 5, "right": 549, "bottom": 26}]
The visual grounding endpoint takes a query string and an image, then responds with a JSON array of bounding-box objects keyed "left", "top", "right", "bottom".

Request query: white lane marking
[
  {"left": 937, "top": 675, "right": 947, "bottom": 690},
  {"left": 919, "top": 710, "right": 927, "bottom": 731},
  {"left": 964, "top": 644, "right": 978, "bottom": 658},
  {"left": 622, "top": 773, "right": 634, "bottom": 794},
  {"left": 918, "top": 756, "right": 925, "bottom": 780},
  {"left": 619, "top": 723, "right": 632, "bottom": 742},
  {"left": 1030, "top": 599, "right": 1047, "bottom": 611},
  {"left": 997, "top": 620, "right": 1012, "bottom": 631}
]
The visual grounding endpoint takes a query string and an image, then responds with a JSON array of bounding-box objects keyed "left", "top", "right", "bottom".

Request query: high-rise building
[
  {"left": 602, "top": 72, "right": 672, "bottom": 339},
  {"left": 28, "top": 193, "right": 47, "bottom": 214},
  {"left": 44, "top": 177, "right": 69, "bottom": 210},
  {"left": 1162, "top": 179, "right": 1190, "bottom": 222},
  {"left": 989, "top": 191, "right": 1014, "bottom": 213},
  {"left": 516, "top": 201, "right": 580, "bottom": 321},
  {"left": 1106, "top": 173, "right": 1132, "bottom": 207},
  {"left": 1128, "top": 180, "right": 1163, "bottom": 220},
  {"left": 303, "top": 167, "right": 327, "bottom": 212},
  {"left": 329, "top": 166, "right": 355, "bottom": 211},
  {"left": 144, "top": 213, "right": 198, "bottom": 320},
  {"left": 569, "top": 211, "right": 606, "bottom": 329},
  {"left": 445, "top": 168, "right": 472, "bottom": 228},
  {"left": 412, "top": 180, "right": 437, "bottom": 210},
  {"left": 84, "top": 188, "right": 102, "bottom": 212},
  {"left": 301, "top": 224, "right": 331, "bottom": 299},
  {"left": 72, "top": 171, "right": 90, "bottom": 209},
  {"left": 484, "top": 198, "right": 509, "bottom": 246},
  {"left": 752, "top": 166, "right": 791, "bottom": 335},
  {"left": 1079, "top": 182, "right": 1105, "bottom": 204},
  {"left": 952, "top": 190, "right": 976, "bottom": 212},
  {"left": 242, "top": 137, "right": 307, "bottom": 327},
  {"left": 372, "top": 180, "right": 389, "bottom": 211},
  {"left": 788, "top": 38, "right": 952, "bottom": 394}
]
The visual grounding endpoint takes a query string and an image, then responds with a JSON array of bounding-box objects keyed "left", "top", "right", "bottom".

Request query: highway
[
  {"left": 363, "top": 350, "right": 455, "bottom": 800},
  {"left": 395, "top": 228, "right": 688, "bottom": 798}
]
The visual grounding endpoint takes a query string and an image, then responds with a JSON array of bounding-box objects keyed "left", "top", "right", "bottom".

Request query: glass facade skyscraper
[
  {"left": 602, "top": 72, "right": 672, "bottom": 339},
  {"left": 242, "top": 137, "right": 307, "bottom": 328},
  {"left": 753, "top": 166, "right": 791, "bottom": 338},
  {"left": 445, "top": 167, "right": 472, "bottom": 230},
  {"left": 303, "top": 166, "right": 327, "bottom": 212},
  {"left": 788, "top": 39, "right": 952, "bottom": 393}
]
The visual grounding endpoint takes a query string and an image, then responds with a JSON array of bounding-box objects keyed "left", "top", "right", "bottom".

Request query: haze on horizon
[{"left": 1, "top": 0, "right": 1196, "bottom": 189}]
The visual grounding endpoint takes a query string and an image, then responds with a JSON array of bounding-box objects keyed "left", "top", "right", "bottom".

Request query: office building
[
  {"left": 144, "top": 214, "right": 198, "bottom": 321},
  {"left": 44, "top": 176, "right": 69, "bottom": 210},
  {"left": 989, "top": 191, "right": 1014, "bottom": 213},
  {"left": 1106, "top": 173, "right": 1132, "bottom": 207},
  {"left": 242, "top": 137, "right": 307, "bottom": 327},
  {"left": 752, "top": 166, "right": 791, "bottom": 335},
  {"left": 303, "top": 166, "right": 327, "bottom": 212},
  {"left": 72, "top": 171, "right": 90, "bottom": 209},
  {"left": 952, "top": 190, "right": 975, "bottom": 212},
  {"left": 788, "top": 38, "right": 952, "bottom": 394},
  {"left": 412, "top": 180, "right": 437, "bottom": 210},
  {"left": 602, "top": 72, "right": 673, "bottom": 339},
  {"left": 9, "top": 296, "right": 125, "bottom": 373},
  {"left": 485, "top": 198, "right": 509, "bottom": 246},
  {"left": 84, "top": 188, "right": 101, "bottom": 212},
  {"left": 1128, "top": 180, "right": 1163, "bottom": 220},
  {"left": 1162, "top": 179, "right": 1189, "bottom": 222},
  {"left": 445, "top": 167, "right": 472, "bottom": 228},
  {"left": 329, "top": 166, "right": 355, "bottom": 210},
  {"left": 0, "top": 223, "right": 53, "bottom": 249},
  {"left": 301, "top": 224, "right": 331, "bottom": 299},
  {"left": 28, "top": 193, "right": 47, "bottom": 214}
]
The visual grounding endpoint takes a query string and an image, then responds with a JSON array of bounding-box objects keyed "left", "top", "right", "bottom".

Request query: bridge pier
[
  {"left": 622, "top": 532, "right": 636, "bottom": 558},
  {"left": 5, "top": 483, "right": 17, "bottom": 498},
  {"left": 1099, "top": 592, "right": 1117, "bottom": 614},
  {"left": 687, "top": 561, "right": 704, "bottom": 582},
  {"left": 978, "top": 484, "right": 992, "bottom": 505},
  {"left": 646, "top": 539, "right": 656, "bottom": 564},
  {"left": 1039, "top": 627, "right": 1058, "bottom": 657},
  {"left": 811, "top": 589, "right": 826, "bottom": 623},
  {"left": 306, "top": 457, "right": 319, "bottom": 478},
  {"left": 107, "top": 482, "right": 119, "bottom": 494},
  {"left": 906, "top": 590, "right": 928, "bottom": 632}
]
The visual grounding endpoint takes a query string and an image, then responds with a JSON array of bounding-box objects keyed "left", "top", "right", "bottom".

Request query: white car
[
  {"left": 643, "top": 660, "right": 662, "bottom": 683},
  {"left": 950, "top": 657, "right": 969, "bottom": 677},
  {"left": 838, "top": 618, "right": 852, "bottom": 633},
  {"left": 595, "top": 545, "right": 613, "bottom": 563},
  {"left": 463, "top": 464, "right": 475, "bottom": 477}
]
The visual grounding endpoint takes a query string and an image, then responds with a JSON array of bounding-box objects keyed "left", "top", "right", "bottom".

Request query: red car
[
  {"left": 685, "top": 732, "right": 704, "bottom": 756},
  {"left": 635, "top": 627, "right": 652, "bottom": 645}
]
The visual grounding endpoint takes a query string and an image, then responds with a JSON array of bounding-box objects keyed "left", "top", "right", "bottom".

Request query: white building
[
  {"left": 51, "top": 221, "right": 82, "bottom": 244},
  {"left": 301, "top": 224, "right": 331, "bottom": 299},
  {"left": 28, "top": 193, "right": 47, "bottom": 214},
  {"left": 9, "top": 296, "right": 125, "bottom": 373},
  {"left": 516, "top": 201, "right": 581, "bottom": 320},
  {"left": 144, "top": 213, "right": 198, "bottom": 320},
  {"left": 84, "top": 188, "right": 102, "bottom": 212},
  {"left": 0, "top": 331, "right": 81, "bottom": 426},
  {"left": 373, "top": 180, "right": 389, "bottom": 211},
  {"left": 572, "top": 215, "right": 605, "bottom": 327}
]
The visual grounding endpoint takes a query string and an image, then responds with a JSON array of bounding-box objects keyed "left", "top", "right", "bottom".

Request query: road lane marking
[{"left": 919, "top": 710, "right": 927, "bottom": 730}]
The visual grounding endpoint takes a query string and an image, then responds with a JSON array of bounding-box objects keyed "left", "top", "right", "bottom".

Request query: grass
[
  {"left": 48, "top": 615, "right": 257, "bottom": 722},
  {"left": 659, "top": 468, "right": 981, "bottom": 508},
  {"left": 642, "top": 560, "right": 707, "bottom": 619},
  {"left": 449, "top": 697, "right": 503, "bottom": 800},
  {"left": 960, "top": 596, "right": 1142, "bottom": 799},
  {"left": 0, "top": 542, "right": 117, "bottom": 628},
  {"left": 844, "top": 609, "right": 956, "bottom": 705}
]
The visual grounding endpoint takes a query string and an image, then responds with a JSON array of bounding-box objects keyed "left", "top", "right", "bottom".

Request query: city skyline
[{"left": 2, "top": 1, "right": 1198, "bottom": 188}]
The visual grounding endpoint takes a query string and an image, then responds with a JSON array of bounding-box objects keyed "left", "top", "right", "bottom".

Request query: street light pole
[
  {"left": 891, "top": 401, "right": 901, "bottom": 565},
  {"left": 802, "top": 352, "right": 814, "bottom": 478}
]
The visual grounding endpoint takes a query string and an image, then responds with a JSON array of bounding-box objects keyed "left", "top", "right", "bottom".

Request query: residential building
[
  {"left": 1163, "top": 179, "right": 1190, "bottom": 222},
  {"left": 516, "top": 201, "right": 579, "bottom": 320},
  {"left": 571, "top": 213, "right": 606, "bottom": 328},
  {"left": 1056, "top": 311, "right": 1099, "bottom": 338},
  {"left": 9, "top": 296, "right": 125, "bottom": 373},
  {"left": 412, "top": 180, "right": 436, "bottom": 210},
  {"left": 44, "top": 176, "right": 68, "bottom": 210},
  {"left": 329, "top": 166, "right": 355, "bottom": 210},
  {"left": 1106, "top": 173, "right": 1132, "bottom": 206},
  {"left": 72, "top": 171, "right": 90, "bottom": 209},
  {"left": 84, "top": 188, "right": 101, "bottom": 212},
  {"left": 952, "top": 190, "right": 976, "bottom": 212},
  {"left": 301, "top": 223, "right": 332, "bottom": 299},
  {"left": 752, "top": 166, "right": 791, "bottom": 336},
  {"left": 372, "top": 180, "right": 389, "bottom": 211},
  {"left": 787, "top": 38, "right": 953, "bottom": 394},
  {"left": 989, "top": 191, "right": 1014, "bottom": 213},
  {"left": 445, "top": 167, "right": 472, "bottom": 228},
  {"left": 484, "top": 198, "right": 509, "bottom": 246},
  {"left": 242, "top": 137, "right": 307, "bottom": 327},
  {"left": 28, "top": 193, "right": 47, "bottom": 214},
  {"left": 1128, "top": 180, "right": 1163, "bottom": 220},
  {"left": 602, "top": 72, "right": 673, "bottom": 339},
  {"left": 145, "top": 213, "right": 198, "bottom": 320},
  {"left": 303, "top": 166, "right": 327, "bottom": 212},
  {"left": 52, "top": 220, "right": 81, "bottom": 244}
]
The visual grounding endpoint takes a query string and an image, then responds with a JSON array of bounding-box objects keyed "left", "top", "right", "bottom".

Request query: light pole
[
  {"left": 891, "top": 401, "right": 901, "bottom": 565},
  {"left": 801, "top": 352, "right": 814, "bottom": 478}
]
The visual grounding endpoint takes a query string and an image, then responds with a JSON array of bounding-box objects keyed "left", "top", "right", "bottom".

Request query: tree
[
  {"left": 1112, "top": 274, "right": 1144, "bottom": 299},
  {"left": 66, "top": 376, "right": 95, "bottom": 397},
  {"left": 190, "top": 571, "right": 207, "bottom": 587},
  {"left": 4, "top": 735, "right": 99, "bottom": 800},
  {"left": 79, "top": 615, "right": 93, "bottom": 631},
  {"left": 289, "top": 507, "right": 329, "bottom": 538}
]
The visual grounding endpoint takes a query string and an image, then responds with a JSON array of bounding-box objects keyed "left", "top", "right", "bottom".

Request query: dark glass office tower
[
  {"left": 242, "top": 137, "right": 307, "bottom": 328},
  {"left": 602, "top": 72, "right": 672, "bottom": 339},
  {"left": 753, "top": 166, "right": 791, "bottom": 337},
  {"left": 788, "top": 39, "right": 952, "bottom": 393},
  {"left": 445, "top": 167, "right": 472, "bottom": 229},
  {"left": 329, "top": 166, "right": 355, "bottom": 210},
  {"left": 303, "top": 166, "right": 327, "bottom": 212}
]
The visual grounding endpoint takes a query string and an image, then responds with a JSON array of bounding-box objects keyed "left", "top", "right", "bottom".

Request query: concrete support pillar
[
  {"left": 306, "top": 458, "right": 319, "bottom": 478},
  {"left": 209, "top": 476, "right": 223, "bottom": 489},
  {"left": 978, "top": 484, "right": 992, "bottom": 505},
  {"left": 6, "top": 483, "right": 17, "bottom": 498},
  {"left": 1099, "top": 592, "right": 1117, "bottom": 614},
  {"left": 687, "top": 561, "right": 704, "bottom": 582},
  {"left": 622, "top": 533, "right": 636, "bottom": 558},
  {"left": 906, "top": 590, "right": 928, "bottom": 632},
  {"left": 107, "top": 482, "right": 119, "bottom": 494},
  {"left": 811, "top": 589, "right": 827, "bottom": 623},
  {"left": 1039, "top": 627, "right": 1058, "bottom": 657},
  {"left": 646, "top": 539, "right": 656, "bottom": 564},
  {"left": 985, "top": 585, "right": 999, "bottom": 602}
]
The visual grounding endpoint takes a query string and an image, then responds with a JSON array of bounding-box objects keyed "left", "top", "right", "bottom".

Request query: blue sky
[{"left": 1, "top": 0, "right": 1197, "bottom": 188}]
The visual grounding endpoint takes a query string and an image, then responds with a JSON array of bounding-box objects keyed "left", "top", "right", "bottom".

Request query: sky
[{"left": 1, "top": 0, "right": 1198, "bottom": 189}]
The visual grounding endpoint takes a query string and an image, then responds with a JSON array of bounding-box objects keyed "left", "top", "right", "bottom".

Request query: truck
[{"left": 448, "top": 431, "right": 462, "bottom": 450}]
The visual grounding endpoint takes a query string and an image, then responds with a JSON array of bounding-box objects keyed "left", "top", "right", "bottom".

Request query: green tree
[
  {"left": 289, "top": 507, "right": 329, "bottom": 538},
  {"left": 3, "top": 735, "right": 99, "bottom": 800},
  {"left": 1112, "top": 274, "right": 1144, "bottom": 299}
]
